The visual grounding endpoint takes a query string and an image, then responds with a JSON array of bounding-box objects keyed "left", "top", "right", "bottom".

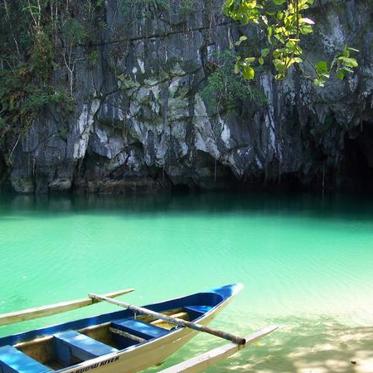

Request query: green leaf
[
  {"left": 234, "top": 63, "right": 240, "bottom": 74},
  {"left": 242, "top": 66, "right": 255, "bottom": 80},
  {"left": 338, "top": 56, "right": 358, "bottom": 68},
  {"left": 235, "top": 35, "right": 248, "bottom": 46},
  {"left": 244, "top": 57, "right": 256, "bottom": 64},
  {"left": 261, "top": 48, "right": 270, "bottom": 58},
  {"left": 267, "top": 26, "right": 273, "bottom": 44},
  {"left": 341, "top": 46, "right": 350, "bottom": 57},
  {"left": 315, "top": 60, "right": 329, "bottom": 74},
  {"left": 336, "top": 70, "right": 345, "bottom": 80},
  {"left": 274, "top": 34, "right": 285, "bottom": 44},
  {"left": 300, "top": 25, "right": 313, "bottom": 35},
  {"left": 245, "top": 0, "right": 257, "bottom": 9},
  {"left": 276, "top": 11, "right": 284, "bottom": 20}
]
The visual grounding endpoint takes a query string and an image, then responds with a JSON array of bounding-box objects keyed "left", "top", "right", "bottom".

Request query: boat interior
[{"left": 0, "top": 305, "right": 211, "bottom": 372}]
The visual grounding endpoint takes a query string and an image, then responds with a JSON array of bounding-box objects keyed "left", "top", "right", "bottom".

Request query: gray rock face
[{"left": 3, "top": 0, "right": 373, "bottom": 193}]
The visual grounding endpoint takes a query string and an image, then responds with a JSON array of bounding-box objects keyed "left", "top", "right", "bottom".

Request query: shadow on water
[
  {"left": 1, "top": 192, "right": 373, "bottom": 223},
  {"left": 148, "top": 316, "right": 373, "bottom": 373},
  {"left": 234, "top": 319, "right": 373, "bottom": 373}
]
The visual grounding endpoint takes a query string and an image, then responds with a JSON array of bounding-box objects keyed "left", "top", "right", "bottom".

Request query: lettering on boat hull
[{"left": 69, "top": 356, "right": 120, "bottom": 373}]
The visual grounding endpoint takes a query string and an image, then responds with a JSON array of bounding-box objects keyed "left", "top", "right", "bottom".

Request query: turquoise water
[{"left": 1, "top": 192, "right": 373, "bottom": 372}]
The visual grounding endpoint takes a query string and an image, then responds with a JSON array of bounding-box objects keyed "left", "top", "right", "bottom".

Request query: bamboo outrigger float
[
  {"left": 0, "top": 289, "right": 135, "bottom": 327},
  {"left": 159, "top": 325, "right": 278, "bottom": 373},
  {"left": 0, "top": 284, "right": 277, "bottom": 373}
]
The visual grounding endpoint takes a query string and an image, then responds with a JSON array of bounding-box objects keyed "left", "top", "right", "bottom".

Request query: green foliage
[
  {"left": 0, "top": 0, "right": 104, "bottom": 136},
  {"left": 313, "top": 46, "right": 359, "bottom": 87},
  {"left": 334, "top": 46, "right": 359, "bottom": 80},
  {"left": 120, "top": 0, "right": 170, "bottom": 19},
  {"left": 201, "top": 50, "right": 265, "bottom": 112},
  {"left": 120, "top": 0, "right": 196, "bottom": 19},
  {"left": 30, "top": 30, "right": 54, "bottom": 81},
  {"left": 117, "top": 73, "right": 141, "bottom": 90},
  {"left": 62, "top": 18, "right": 87, "bottom": 46},
  {"left": 180, "top": 0, "right": 197, "bottom": 17},
  {"left": 224, "top": 0, "right": 359, "bottom": 85},
  {"left": 0, "top": 66, "right": 73, "bottom": 134},
  {"left": 314, "top": 60, "right": 330, "bottom": 87},
  {"left": 88, "top": 50, "right": 100, "bottom": 67}
]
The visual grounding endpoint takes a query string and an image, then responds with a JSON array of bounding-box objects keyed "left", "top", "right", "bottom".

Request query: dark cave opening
[
  {"left": 0, "top": 151, "right": 8, "bottom": 187},
  {"left": 343, "top": 122, "right": 373, "bottom": 191}
]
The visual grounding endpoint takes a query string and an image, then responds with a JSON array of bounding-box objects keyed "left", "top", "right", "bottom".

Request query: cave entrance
[
  {"left": 0, "top": 151, "right": 7, "bottom": 186},
  {"left": 343, "top": 121, "right": 373, "bottom": 191}
]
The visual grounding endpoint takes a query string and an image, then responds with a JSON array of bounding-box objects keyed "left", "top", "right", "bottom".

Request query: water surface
[{"left": 0, "top": 192, "right": 373, "bottom": 372}]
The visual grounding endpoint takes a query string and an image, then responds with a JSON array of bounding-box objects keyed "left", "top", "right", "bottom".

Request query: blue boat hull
[{"left": 0, "top": 284, "right": 243, "bottom": 373}]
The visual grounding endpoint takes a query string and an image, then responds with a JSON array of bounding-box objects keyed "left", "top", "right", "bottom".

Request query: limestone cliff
[{"left": 3, "top": 0, "right": 373, "bottom": 193}]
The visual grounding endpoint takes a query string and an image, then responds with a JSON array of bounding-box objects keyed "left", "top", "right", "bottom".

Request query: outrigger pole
[{"left": 89, "top": 293, "right": 247, "bottom": 345}]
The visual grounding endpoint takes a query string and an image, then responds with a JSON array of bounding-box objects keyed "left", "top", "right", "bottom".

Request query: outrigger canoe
[{"left": 0, "top": 284, "right": 244, "bottom": 373}]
